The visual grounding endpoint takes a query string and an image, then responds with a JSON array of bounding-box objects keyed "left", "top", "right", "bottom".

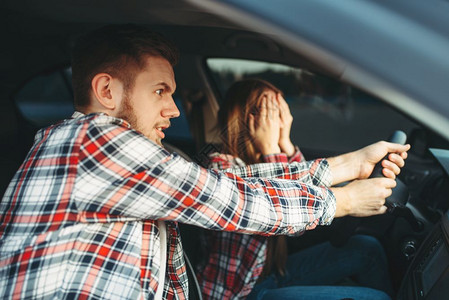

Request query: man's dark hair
[{"left": 71, "top": 24, "right": 179, "bottom": 109}]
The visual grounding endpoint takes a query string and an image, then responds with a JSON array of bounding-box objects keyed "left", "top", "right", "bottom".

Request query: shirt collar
[
  {"left": 71, "top": 111, "right": 132, "bottom": 129},
  {"left": 71, "top": 111, "right": 85, "bottom": 119}
]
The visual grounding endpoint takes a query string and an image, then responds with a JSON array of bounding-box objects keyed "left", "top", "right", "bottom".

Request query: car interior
[{"left": 2, "top": 0, "right": 449, "bottom": 299}]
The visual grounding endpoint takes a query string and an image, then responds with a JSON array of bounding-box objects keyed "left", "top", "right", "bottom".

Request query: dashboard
[{"left": 397, "top": 149, "right": 449, "bottom": 299}]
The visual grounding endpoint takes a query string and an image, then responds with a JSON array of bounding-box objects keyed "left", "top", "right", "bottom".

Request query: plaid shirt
[
  {"left": 198, "top": 150, "right": 329, "bottom": 299},
  {"left": 0, "top": 112, "right": 335, "bottom": 299}
]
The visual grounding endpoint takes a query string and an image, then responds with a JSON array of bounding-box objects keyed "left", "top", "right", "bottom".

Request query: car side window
[
  {"left": 206, "top": 58, "right": 420, "bottom": 155},
  {"left": 15, "top": 67, "right": 74, "bottom": 127}
]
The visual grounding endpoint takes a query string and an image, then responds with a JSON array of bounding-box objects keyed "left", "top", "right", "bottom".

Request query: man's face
[{"left": 116, "top": 56, "right": 180, "bottom": 145}]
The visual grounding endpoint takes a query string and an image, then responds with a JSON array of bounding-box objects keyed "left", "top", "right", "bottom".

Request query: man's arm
[
  {"left": 221, "top": 140, "right": 409, "bottom": 192},
  {"left": 328, "top": 141, "right": 410, "bottom": 217},
  {"left": 74, "top": 121, "right": 336, "bottom": 236},
  {"left": 220, "top": 158, "right": 332, "bottom": 188},
  {"left": 327, "top": 141, "right": 410, "bottom": 185},
  {"left": 332, "top": 177, "right": 397, "bottom": 217},
  {"left": 223, "top": 152, "right": 403, "bottom": 220}
]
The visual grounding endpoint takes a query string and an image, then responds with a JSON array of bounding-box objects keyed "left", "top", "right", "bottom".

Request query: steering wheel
[{"left": 330, "top": 131, "right": 409, "bottom": 247}]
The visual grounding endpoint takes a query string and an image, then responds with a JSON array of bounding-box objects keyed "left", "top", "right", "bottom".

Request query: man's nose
[{"left": 162, "top": 97, "right": 180, "bottom": 118}]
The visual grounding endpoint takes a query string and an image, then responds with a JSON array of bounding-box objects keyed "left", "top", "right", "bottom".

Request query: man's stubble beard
[
  {"left": 115, "top": 94, "right": 158, "bottom": 143},
  {"left": 116, "top": 92, "right": 136, "bottom": 125}
]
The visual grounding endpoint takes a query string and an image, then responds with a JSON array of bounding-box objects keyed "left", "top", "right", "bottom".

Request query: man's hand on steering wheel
[
  {"left": 332, "top": 178, "right": 396, "bottom": 217},
  {"left": 328, "top": 141, "right": 410, "bottom": 186},
  {"left": 356, "top": 141, "right": 410, "bottom": 180}
]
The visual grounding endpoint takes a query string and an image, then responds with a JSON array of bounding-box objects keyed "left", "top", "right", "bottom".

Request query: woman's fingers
[
  {"left": 278, "top": 94, "right": 288, "bottom": 113},
  {"left": 249, "top": 93, "right": 282, "bottom": 155},
  {"left": 258, "top": 96, "right": 268, "bottom": 122},
  {"left": 277, "top": 93, "right": 292, "bottom": 126},
  {"left": 266, "top": 93, "right": 279, "bottom": 121}
]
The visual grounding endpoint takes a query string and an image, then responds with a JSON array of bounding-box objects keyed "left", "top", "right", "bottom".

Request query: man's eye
[{"left": 156, "top": 89, "right": 163, "bottom": 95}]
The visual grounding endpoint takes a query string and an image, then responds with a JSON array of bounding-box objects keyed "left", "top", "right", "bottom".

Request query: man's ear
[{"left": 91, "top": 73, "right": 118, "bottom": 110}]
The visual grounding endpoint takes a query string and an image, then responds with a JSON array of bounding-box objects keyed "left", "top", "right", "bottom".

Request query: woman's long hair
[{"left": 217, "top": 78, "right": 288, "bottom": 277}]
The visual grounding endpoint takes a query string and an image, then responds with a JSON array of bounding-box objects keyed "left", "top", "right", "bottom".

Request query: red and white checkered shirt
[
  {"left": 0, "top": 112, "right": 335, "bottom": 299},
  {"left": 197, "top": 150, "right": 329, "bottom": 299}
]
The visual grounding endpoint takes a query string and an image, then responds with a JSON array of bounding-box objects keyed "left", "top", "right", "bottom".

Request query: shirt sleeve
[
  {"left": 262, "top": 146, "right": 306, "bottom": 163},
  {"left": 220, "top": 157, "right": 333, "bottom": 188},
  {"left": 74, "top": 120, "right": 335, "bottom": 235},
  {"left": 261, "top": 146, "right": 305, "bottom": 164},
  {"left": 226, "top": 146, "right": 329, "bottom": 187},
  {"left": 288, "top": 146, "right": 306, "bottom": 163},
  {"left": 261, "top": 152, "right": 288, "bottom": 164},
  {"left": 208, "top": 152, "right": 335, "bottom": 233}
]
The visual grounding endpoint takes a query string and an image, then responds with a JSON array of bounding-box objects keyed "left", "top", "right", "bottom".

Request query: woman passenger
[{"left": 196, "top": 78, "right": 393, "bottom": 300}]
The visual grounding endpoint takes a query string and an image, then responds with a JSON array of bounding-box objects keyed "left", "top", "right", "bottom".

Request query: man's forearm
[
  {"left": 331, "top": 186, "right": 351, "bottom": 217},
  {"left": 327, "top": 151, "right": 359, "bottom": 185},
  {"left": 222, "top": 159, "right": 332, "bottom": 187}
]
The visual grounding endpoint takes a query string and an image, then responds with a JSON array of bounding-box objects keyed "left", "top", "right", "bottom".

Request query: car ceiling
[
  {"left": 0, "top": 0, "right": 218, "bottom": 95},
  {"left": 0, "top": 0, "right": 322, "bottom": 100},
  {"left": 3, "top": 0, "right": 230, "bottom": 27}
]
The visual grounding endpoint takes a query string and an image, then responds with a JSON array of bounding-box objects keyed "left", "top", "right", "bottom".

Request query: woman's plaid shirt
[{"left": 0, "top": 112, "right": 335, "bottom": 299}]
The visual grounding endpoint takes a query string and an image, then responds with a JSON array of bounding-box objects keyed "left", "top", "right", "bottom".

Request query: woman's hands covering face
[
  {"left": 249, "top": 93, "right": 281, "bottom": 155},
  {"left": 277, "top": 94, "right": 296, "bottom": 157}
]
